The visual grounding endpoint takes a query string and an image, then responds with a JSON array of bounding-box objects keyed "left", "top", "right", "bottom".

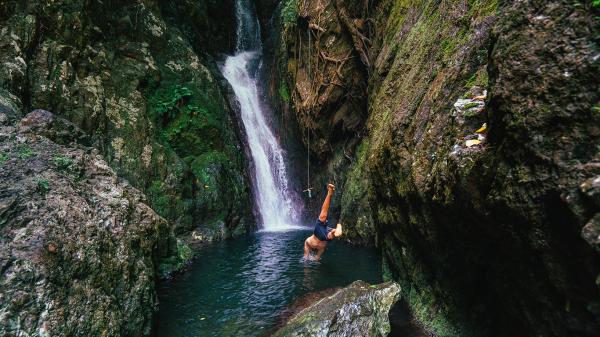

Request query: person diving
[{"left": 303, "top": 183, "right": 343, "bottom": 260}]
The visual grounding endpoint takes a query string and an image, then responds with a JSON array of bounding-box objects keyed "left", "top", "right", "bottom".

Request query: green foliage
[
  {"left": 17, "top": 145, "right": 36, "bottom": 159},
  {"left": 463, "top": 102, "right": 480, "bottom": 110},
  {"left": 36, "top": 178, "right": 50, "bottom": 195},
  {"left": 464, "top": 68, "right": 489, "bottom": 89},
  {"left": 52, "top": 155, "right": 74, "bottom": 171},
  {"left": 147, "top": 180, "right": 170, "bottom": 217},
  {"left": 440, "top": 38, "right": 457, "bottom": 60},
  {"left": 152, "top": 85, "right": 193, "bottom": 122},
  {"left": 281, "top": 0, "right": 299, "bottom": 26},
  {"left": 158, "top": 239, "right": 194, "bottom": 278},
  {"left": 593, "top": 0, "right": 600, "bottom": 20},
  {"left": 468, "top": 0, "right": 499, "bottom": 18},
  {"left": 177, "top": 239, "right": 193, "bottom": 262},
  {"left": 190, "top": 151, "right": 230, "bottom": 184},
  {"left": 279, "top": 81, "right": 290, "bottom": 103},
  {"left": 0, "top": 152, "right": 8, "bottom": 165},
  {"left": 147, "top": 83, "right": 224, "bottom": 158}
]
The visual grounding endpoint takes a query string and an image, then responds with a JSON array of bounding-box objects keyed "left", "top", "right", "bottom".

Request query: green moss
[
  {"left": 158, "top": 239, "right": 194, "bottom": 278},
  {"left": 408, "top": 286, "right": 463, "bottom": 337},
  {"left": 279, "top": 81, "right": 290, "bottom": 103},
  {"left": 464, "top": 67, "right": 489, "bottom": 89},
  {"left": 464, "top": 102, "right": 480, "bottom": 110},
  {"left": 382, "top": 256, "right": 393, "bottom": 282},
  {"left": 190, "top": 151, "right": 230, "bottom": 183},
  {"left": 463, "top": 108, "right": 483, "bottom": 118},
  {"left": 147, "top": 180, "right": 171, "bottom": 218},
  {"left": 468, "top": 0, "right": 499, "bottom": 18},
  {"left": 177, "top": 239, "right": 193, "bottom": 261},
  {"left": 440, "top": 38, "right": 458, "bottom": 60}
]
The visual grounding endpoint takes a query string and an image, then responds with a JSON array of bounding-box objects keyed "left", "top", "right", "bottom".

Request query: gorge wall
[
  {"left": 1, "top": 0, "right": 254, "bottom": 335},
  {"left": 0, "top": 0, "right": 254, "bottom": 274},
  {"left": 265, "top": 0, "right": 600, "bottom": 336}
]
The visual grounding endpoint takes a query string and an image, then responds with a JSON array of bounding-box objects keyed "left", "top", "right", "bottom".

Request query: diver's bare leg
[
  {"left": 318, "top": 184, "right": 335, "bottom": 222},
  {"left": 304, "top": 239, "right": 310, "bottom": 259}
]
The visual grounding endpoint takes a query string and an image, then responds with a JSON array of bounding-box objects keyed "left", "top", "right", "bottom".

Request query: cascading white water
[{"left": 222, "top": 0, "right": 298, "bottom": 230}]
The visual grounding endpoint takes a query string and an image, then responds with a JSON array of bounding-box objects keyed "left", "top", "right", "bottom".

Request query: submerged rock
[{"left": 273, "top": 281, "right": 401, "bottom": 337}]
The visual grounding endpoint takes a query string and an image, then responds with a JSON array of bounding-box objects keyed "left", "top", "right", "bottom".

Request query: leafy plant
[
  {"left": 152, "top": 85, "right": 193, "bottom": 122},
  {"left": 52, "top": 155, "right": 74, "bottom": 171},
  {"left": 593, "top": 0, "right": 600, "bottom": 20},
  {"left": 279, "top": 81, "right": 290, "bottom": 103},
  {"left": 148, "top": 180, "right": 170, "bottom": 217},
  {"left": 281, "top": 0, "right": 299, "bottom": 26},
  {"left": 36, "top": 178, "right": 50, "bottom": 195},
  {"left": 17, "top": 145, "right": 36, "bottom": 159},
  {"left": 0, "top": 152, "right": 8, "bottom": 165}
]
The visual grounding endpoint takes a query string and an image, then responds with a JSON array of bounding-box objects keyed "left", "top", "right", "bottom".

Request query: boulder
[
  {"left": 0, "top": 112, "right": 169, "bottom": 336},
  {"left": 273, "top": 281, "right": 401, "bottom": 337}
]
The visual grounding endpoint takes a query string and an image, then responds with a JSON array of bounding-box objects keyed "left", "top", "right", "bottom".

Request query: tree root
[{"left": 334, "top": 0, "right": 371, "bottom": 76}]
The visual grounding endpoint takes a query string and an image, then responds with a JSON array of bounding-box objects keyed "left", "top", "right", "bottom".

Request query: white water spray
[{"left": 222, "top": 0, "right": 299, "bottom": 230}]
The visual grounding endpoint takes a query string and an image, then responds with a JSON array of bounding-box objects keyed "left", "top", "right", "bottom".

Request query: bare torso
[{"left": 304, "top": 234, "right": 328, "bottom": 260}]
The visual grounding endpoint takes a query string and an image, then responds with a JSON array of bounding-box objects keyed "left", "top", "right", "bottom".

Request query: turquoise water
[{"left": 155, "top": 229, "right": 382, "bottom": 337}]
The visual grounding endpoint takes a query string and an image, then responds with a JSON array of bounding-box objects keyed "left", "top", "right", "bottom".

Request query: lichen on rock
[{"left": 272, "top": 280, "right": 401, "bottom": 337}]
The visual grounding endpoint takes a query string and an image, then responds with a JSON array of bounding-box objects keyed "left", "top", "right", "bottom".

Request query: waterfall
[{"left": 221, "top": 0, "right": 299, "bottom": 230}]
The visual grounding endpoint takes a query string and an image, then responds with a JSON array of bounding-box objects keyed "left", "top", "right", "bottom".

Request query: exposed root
[{"left": 334, "top": 0, "right": 372, "bottom": 76}]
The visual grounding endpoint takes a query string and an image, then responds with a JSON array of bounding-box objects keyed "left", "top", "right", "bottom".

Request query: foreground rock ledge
[
  {"left": 0, "top": 110, "right": 168, "bottom": 337},
  {"left": 273, "top": 280, "right": 401, "bottom": 337}
]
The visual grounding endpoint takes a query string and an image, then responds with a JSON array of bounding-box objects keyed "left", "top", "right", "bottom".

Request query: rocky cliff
[
  {"left": 0, "top": 109, "right": 168, "bottom": 336},
  {"left": 267, "top": 0, "right": 600, "bottom": 336},
  {"left": 0, "top": 0, "right": 255, "bottom": 335},
  {"left": 0, "top": 0, "right": 254, "bottom": 273}
]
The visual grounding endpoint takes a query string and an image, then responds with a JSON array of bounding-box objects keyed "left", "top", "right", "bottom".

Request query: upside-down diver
[{"left": 303, "top": 183, "right": 343, "bottom": 260}]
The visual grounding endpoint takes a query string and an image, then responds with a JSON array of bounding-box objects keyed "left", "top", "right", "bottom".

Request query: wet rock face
[
  {"left": 159, "top": 0, "right": 237, "bottom": 54},
  {"left": 370, "top": 0, "right": 600, "bottom": 335},
  {"left": 273, "top": 0, "right": 600, "bottom": 336},
  {"left": 0, "top": 0, "right": 254, "bottom": 250},
  {"left": 0, "top": 110, "right": 168, "bottom": 336},
  {"left": 273, "top": 281, "right": 401, "bottom": 337}
]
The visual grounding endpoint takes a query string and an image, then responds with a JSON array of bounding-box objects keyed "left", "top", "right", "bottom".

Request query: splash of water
[{"left": 222, "top": 0, "right": 299, "bottom": 231}]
